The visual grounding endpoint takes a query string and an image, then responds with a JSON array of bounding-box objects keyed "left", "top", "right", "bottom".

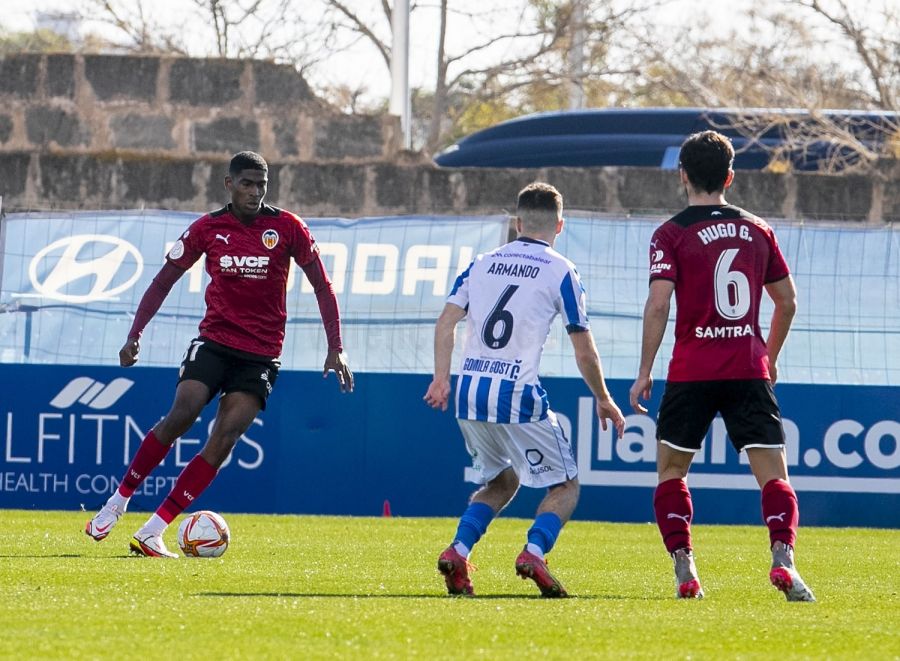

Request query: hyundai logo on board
[{"left": 28, "top": 235, "right": 143, "bottom": 303}]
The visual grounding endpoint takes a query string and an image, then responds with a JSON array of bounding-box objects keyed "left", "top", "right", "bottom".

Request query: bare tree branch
[
  {"left": 791, "top": 0, "right": 897, "bottom": 107},
  {"left": 322, "top": 0, "right": 391, "bottom": 68}
]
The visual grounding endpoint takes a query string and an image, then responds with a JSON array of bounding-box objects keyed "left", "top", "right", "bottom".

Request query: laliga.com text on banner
[{"left": 543, "top": 397, "right": 900, "bottom": 494}]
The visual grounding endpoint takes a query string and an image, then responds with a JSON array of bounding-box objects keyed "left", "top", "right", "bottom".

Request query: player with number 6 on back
[
  {"left": 629, "top": 131, "right": 815, "bottom": 601},
  {"left": 85, "top": 151, "right": 353, "bottom": 557},
  {"left": 424, "top": 182, "right": 625, "bottom": 597}
]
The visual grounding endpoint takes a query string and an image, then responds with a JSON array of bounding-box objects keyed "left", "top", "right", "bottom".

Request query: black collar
[{"left": 517, "top": 236, "right": 550, "bottom": 247}]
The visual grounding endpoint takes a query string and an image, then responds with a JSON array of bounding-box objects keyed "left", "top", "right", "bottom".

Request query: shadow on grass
[
  {"left": 0, "top": 553, "right": 175, "bottom": 559},
  {"left": 0, "top": 553, "right": 85, "bottom": 558},
  {"left": 195, "top": 591, "right": 665, "bottom": 601}
]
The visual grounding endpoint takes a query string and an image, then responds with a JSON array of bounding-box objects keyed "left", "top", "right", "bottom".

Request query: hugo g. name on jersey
[
  {"left": 447, "top": 237, "right": 589, "bottom": 423},
  {"left": 648, "top": 204, "right": 790, "bottom": 381}
]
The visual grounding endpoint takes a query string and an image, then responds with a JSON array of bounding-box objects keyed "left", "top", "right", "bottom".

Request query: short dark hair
[
  {"left": 679, "top": 131, "right": 734, "bottom": 194},
  {"left": 516, "top": 182, "right": 563, "bottom": 231},
  {"left": 229, "top": 151, "right": 268, "bottom": 176}
]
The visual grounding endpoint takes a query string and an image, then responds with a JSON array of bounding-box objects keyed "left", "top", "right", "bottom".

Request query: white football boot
[
  {"left": 770, "top": 541, "right": 816, "bottom": 602},
  {"left": 85, "top": 503, "right": 125, "bottom": 541},
  {"left": 130, "top": 532, "right": 179, "bottom": 558},
  {"left": 672, "top": 548, "right": 704, "bottom": 599}
]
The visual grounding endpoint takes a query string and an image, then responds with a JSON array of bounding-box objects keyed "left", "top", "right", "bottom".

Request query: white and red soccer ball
[{"left": 177, "top": 510, "right": 230, "bottom": 558}]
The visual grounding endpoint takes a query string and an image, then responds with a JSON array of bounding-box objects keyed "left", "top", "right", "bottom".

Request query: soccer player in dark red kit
[
  {"left": 85, "top": 151, "right": 353, "bottom": 557},
  {"left": 629, "top": 131, "right": 815, "bottom": 601}
]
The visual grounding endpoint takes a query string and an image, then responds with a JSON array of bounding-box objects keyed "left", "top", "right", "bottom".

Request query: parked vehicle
[{"left": 433, "top": 107, "right": 898, "bottom": 171}]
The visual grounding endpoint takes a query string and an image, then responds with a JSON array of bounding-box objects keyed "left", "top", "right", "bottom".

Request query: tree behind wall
[
  {"left": 319, "top": 0, "right": 657, "bottom": 152},
  {"left": 20, "top": 0, "right": 900, "bottom": 169},
  {"left": 633, "top": 0, "right": 900, "bottom": 173}
]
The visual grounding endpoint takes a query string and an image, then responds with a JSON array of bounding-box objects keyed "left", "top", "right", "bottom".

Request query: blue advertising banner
[
  {"left": 1, "top": 211, "right": 898, "bottom": 526},
  {"left": 1, "top": 364, "right": 896, "bottom": 527}
]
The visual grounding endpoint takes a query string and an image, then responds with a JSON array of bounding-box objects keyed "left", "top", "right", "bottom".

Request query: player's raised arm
[
  {"left": 424, "top": 302, "right": 466, "bottom": 411},
  {"left": 120, "top": 261, "right": 185, "bottom": 367}
]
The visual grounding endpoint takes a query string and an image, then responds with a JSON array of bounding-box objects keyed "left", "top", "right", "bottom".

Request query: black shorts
[
  {"left": 178, "top": 337, "right": 280, "bottom": 410},
  {"left": 656, "top": 379, "right": 785, "bottom": 452}
]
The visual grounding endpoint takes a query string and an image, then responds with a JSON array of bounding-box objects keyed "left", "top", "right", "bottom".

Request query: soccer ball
[{"left": 177, "top": 510, "right": 230, "bottom": 558}]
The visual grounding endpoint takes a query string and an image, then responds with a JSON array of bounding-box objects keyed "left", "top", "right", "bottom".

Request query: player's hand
[
  {"left": 324, "top": 350, "right": 354, "bottom": 393},
  {"left": 596, "top": 396, "right": 626, "bottom": 436},
  {"left": 629, "top": 374, "right": 653, "bottom": 414},
  {"left": 119, "top": 338, "right": 140, "bottom": 367},
  {"left": 423, "top": 378, "right": 451, "bottom": 411},
  {"left": 769, "top": 361, "right": 779, "bottom": 386}
]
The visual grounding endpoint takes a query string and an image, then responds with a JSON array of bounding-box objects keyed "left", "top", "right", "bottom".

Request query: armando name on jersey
[{"left": 486, "top": 261, "right": 542, "bottom": 279}]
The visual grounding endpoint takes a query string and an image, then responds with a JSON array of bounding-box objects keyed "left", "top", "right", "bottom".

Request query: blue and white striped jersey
[{"left": 447, "top": 236, "right": 589, "bottom": 423}]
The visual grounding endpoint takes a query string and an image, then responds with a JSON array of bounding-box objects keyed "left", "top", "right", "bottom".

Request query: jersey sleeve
[
  {"left": 446, "top": 259, "right": 474, "bottom": 310},
  {"left": 559, "top": 264, "right": 589, "bottom": 333},
  {"left": 764, "top": 227, "right": 791, "bottom": 283},
  {"left": 165, "top": 218, "right": 206, "bottom": 269},
  {"left": 648, "top": 224, "right": 677, "bottom": 282},
  {"left": 287, "top": 213, "right": 318, "bottom": 266}
]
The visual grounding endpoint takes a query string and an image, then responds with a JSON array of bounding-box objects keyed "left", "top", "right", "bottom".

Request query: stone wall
[
  {"left": 3, "top": 151, "right": 898, "bottom": 222},
  {"left": 0, "top": 53, "right": 398, "bottom": 162},
  {"left": 0, "top": 53, "right": 896, "bottom": 221}
]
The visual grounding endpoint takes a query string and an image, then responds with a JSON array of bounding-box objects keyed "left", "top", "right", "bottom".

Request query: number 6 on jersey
[{"left": 482, "top": 285, "right": 519, "bottom": 349}]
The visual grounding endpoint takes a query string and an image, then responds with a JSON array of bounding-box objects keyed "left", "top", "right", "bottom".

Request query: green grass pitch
[{"left": 1, "top": 510, "right": 897, "bottom": 659}]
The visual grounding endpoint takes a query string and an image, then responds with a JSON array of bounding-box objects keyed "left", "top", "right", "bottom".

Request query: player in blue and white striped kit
[{"left": 424, "top": 182, "right": 625, "bottom": 597}]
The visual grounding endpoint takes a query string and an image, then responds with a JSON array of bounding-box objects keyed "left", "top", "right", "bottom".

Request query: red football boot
[
  {"left": 515, "top": 548, "right": 568, "bottom": 598},
  {"left": 437, "top": 545, "right": 475, "bottom": 596}
]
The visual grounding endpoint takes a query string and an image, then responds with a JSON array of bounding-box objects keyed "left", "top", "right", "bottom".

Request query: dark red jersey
[
  {"left": 166, "top": 204, "right": 320, "bottom": 357},
  {"left": 648, "top": 204, "right": 790, "bottom": 381}
]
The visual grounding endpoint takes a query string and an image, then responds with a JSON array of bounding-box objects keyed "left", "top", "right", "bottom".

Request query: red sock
[
  {"left": 761, "top": 479, "right": 798, "bottom": 547},
  {"left": 156, "top": 455, "right": 218, "bottom": 524},
  {"left": 118, "top": 430, "right": 171, "bottom": 497},
  {"left": 654, "top": 478, "right": 693, "bottom": 553}
]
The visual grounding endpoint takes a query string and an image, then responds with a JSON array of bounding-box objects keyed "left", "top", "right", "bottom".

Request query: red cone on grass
[{"left": 383, "top": 500, "right": 392, "bottom": 517}]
